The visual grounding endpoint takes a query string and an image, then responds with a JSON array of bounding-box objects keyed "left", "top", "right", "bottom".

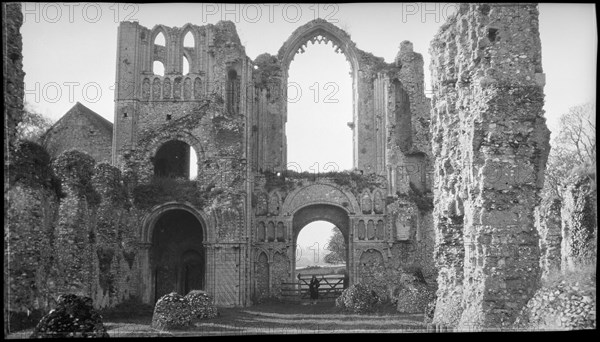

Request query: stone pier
[{"left": 430, "top": 3, "right": 551, "bottom": 329}]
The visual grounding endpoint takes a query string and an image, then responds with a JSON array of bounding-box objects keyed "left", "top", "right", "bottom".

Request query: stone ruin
[
  {"left": 429, "top": 3, "right": 550, "bottom": 328},
  {"left": 4, "top": 2, "right": 594, "bottom": 333}
]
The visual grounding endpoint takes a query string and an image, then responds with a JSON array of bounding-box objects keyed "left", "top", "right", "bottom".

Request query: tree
[
  {"left": 15, "top": 102, "right": 54, "bottom": 143},
  {"left": 324, "top": 228, "right": 346, "bottom": 264},
  {"left": 543, "top": 102, "right": 596, "bottom": 201}
]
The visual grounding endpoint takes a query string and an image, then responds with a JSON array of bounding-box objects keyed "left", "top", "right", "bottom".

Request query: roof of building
[{"left": 46, "top": 102, "right": 113, "bottom": 136}]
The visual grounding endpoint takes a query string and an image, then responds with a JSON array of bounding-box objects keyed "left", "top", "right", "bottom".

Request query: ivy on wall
[
  {"left": 132, "top": 176, "right": 223, "bottom": 211},
  {"left": 262, "top": 170, "right": 386, "bottom": 194},
  {"left": 53, "top": 150, "right": 100, "bottom": 206},
  {"left": 9, "top": 140, "right": 63, "bottom": 198}
]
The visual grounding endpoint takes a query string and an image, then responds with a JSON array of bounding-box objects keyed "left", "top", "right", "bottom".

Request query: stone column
[{"left": 430, "top": 3, "right": 550, "bottom": 329}]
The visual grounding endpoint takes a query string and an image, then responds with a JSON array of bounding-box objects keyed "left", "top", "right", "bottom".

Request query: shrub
[
  {"left": 9, "top": 140, "right": 63, "bottom": 198},
  {"left": 30, "top": 294, "right": 109, "bottom": 338},
  {"left": 185, "top": 290, "right": 218, "bottom": 320},
  {"left": 335, "top": 283, "right": 380, "bottom": 313},
  {"left": 151, "top": 293, "right": 193, "bottom": 331}
]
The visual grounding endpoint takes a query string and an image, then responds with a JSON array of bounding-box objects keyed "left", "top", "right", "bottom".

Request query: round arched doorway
[
  {"left": 150, "top": 209, "right": 205, "bottom": 302},
  {"left": 291, "top": 204, "right": 351, "bottom": 300}
]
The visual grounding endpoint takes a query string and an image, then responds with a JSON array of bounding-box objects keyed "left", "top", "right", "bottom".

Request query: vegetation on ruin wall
[
  {"left": 263, "top": 170, "right": 386, "bottom": 194},
  {"left": 92, "top": 163, "right": 129, "bottom": 208},
  {"left": 53, "top": 150, "right": 101, "bottom": 206},
  {"left": 397, "top": 183, "right": 434, "bottom": 213},
  {"left": 132, "top": 177, "right": 223, "bottom": 211},
  {"left": 9, "top": 140, "right": 63, "bottom": 198},
  {"left": 253, "top": 54, "right": 282, "bottom": 90}
]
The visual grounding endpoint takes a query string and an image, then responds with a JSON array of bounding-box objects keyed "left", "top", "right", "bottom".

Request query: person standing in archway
[{"left": 309, "top": 275, "right": 320, "bottom": 304}]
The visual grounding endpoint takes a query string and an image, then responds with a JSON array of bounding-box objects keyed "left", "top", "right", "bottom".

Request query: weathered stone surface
[
  {"left": 151, "top": 292, "right": 193, "bottom": 330},
  {"left": 335, "top": 284, "right": 380, "bottom": 313},
  {"left": 185, "top": 290, "right": 218, "bottom": 319},
  {"left": 3, "top": 2, "right": 25, "bottom": 148},
  {"left": 561, "top": 174, "right": 597, "bottom": 271},
  {"left": 29, "top": 294, "right": 109, "bottom": 338},
  {"left": 537, "top": 198, "right": 562, "bottom": 280},
  {"left": 430, "top": 3, "right": 550, "bottom": 330},
  {"left": 514, "top": 274, "right": 596, "bottom": 330},
  {"left": 4, "top": 4, "right": 25, "bottom": 333}
]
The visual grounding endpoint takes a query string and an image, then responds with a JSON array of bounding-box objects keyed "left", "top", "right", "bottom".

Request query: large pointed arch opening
[
  {"left": 286, "top": 41, "right": 353, "bottom": 173},
  {"left": 279, "top": 20, "right": 360, "bottom": 173}
]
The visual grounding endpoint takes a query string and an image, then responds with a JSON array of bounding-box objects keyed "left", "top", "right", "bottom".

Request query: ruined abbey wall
[
  {"left": 7, "top": 16, "right": 437, "bottom": 320},
  {"left": 430, "top": 3, "right": 551, "bottom": 329},
  {"left": 6, "top": 144, "right": 142, "bottom": 331}
]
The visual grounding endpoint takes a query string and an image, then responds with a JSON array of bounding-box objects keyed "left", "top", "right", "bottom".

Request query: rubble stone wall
[
  {"left": 430, "top": 3, "right": 551, "bottom": 329},
  {"left": 561, "top": 174, "right": 597, "bottom": 271}
]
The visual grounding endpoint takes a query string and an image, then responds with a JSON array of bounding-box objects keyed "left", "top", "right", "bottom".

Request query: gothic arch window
[
  {"left": 267, "top": 221, "right": 275, "bottom": 242},
  {"left": 276, "top": 222, "right": 285, "bottom": 242},
  {"left": 257, "top": 222, "right": 266, "bottom": 242},
  {"left": 226, "top": 69, "right": 240, "bottom": 115},
  {"left": 182, "top": 28, "right": 195, "bottom": 74},
  {"left": 152, "top": 31, "right": 167, "bottom": 76}
]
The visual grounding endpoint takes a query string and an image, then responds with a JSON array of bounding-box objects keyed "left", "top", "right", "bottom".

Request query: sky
[{"left": 19, "top": 3, "right": 597, "bottom": 257}]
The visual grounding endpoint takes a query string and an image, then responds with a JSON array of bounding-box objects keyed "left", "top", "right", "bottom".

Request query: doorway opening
[{"left": 151, "top": 209, "right": 205, "bottom": 301}]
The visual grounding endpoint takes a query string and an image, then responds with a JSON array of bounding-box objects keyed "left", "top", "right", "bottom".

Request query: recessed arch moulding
[{"left": 105, "top": 18, "right": 435, "bottom": 307}]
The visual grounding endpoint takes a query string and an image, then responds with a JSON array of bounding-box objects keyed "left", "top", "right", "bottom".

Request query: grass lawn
[
  {"left": 7, "top": 301, "right": 427, "bottom": 338},
  {"left": 102, "top": 301, "right": 426, "bottom": 336}
]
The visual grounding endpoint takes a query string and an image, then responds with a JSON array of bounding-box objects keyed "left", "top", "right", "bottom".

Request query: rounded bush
[
  {"left": 185, "top": 290, "right": 218, "bottom": 320},
  {"left": 335, "top": 283, "right": 380, "bottom": 313},
  {"left": 151, "top": 292, "right": 193, "bottom": 331}
]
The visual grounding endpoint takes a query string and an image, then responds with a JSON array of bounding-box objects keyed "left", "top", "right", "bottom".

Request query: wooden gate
[{"left": 281, "top": 274, "right": 347, "bottom": 302}]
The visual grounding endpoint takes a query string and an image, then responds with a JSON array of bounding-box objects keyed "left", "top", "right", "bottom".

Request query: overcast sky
[{"left": 19, "top": 3, "right": 597, "bottom": 254}]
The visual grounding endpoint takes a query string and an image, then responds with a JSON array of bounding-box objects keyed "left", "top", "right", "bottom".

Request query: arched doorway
[
  {"left": 150, "top": 209, "right": 205, "bottom": 301},
  {"left": 291, "top": 204, "right": 351, "bottom": 299}
]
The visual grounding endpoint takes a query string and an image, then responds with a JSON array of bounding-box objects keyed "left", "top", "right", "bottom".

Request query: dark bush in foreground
[{"left": 29, "top": 294, "right": 109, "bottom": 338}]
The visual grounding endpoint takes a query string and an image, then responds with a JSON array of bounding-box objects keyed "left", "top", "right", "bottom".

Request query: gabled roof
[{"left": 48, "top": 102, "right": 113, "bottom": 135}]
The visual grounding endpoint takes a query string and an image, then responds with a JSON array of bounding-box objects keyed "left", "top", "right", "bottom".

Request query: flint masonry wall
[
  {"left": 430, "top": 3, "right": 551, "bottom": 329},
  {"left": 4, "top": 3, "right": 26, "bottom": 334},
  {"left": 536, "top": 198, "right": 562, "bottom": 280},
  {"left": 561, "top": 174, "right": 597, "bottom": 271}
]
